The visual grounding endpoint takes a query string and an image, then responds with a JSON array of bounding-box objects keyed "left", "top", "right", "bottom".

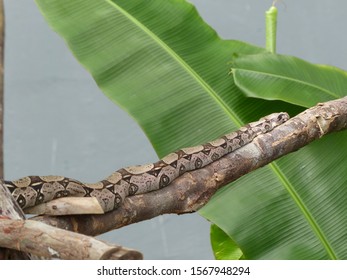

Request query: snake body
[{"left": 5, "top": 112, "right": 289, "bottom": 213}]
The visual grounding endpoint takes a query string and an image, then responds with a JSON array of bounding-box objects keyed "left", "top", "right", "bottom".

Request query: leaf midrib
[{"left": 270, "top": 162, "right": 337, "bottom": 259}]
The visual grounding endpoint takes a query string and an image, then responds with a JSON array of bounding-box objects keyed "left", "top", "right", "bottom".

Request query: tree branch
[
  {"left": 0, "top": 181, "right": 143, "bottom": 259},
  {"left": 0, "top": 0, "right": 4, "bottom": 179},
  {"left": 31, "top": 96, "right": 347, "bottom": 236},
  {"left": 0, "top": 218, "right": 143, "bottom": 259}
]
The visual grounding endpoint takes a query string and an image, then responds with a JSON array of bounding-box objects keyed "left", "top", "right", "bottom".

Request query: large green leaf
[
  {"left": 34, "top": 0, "right": 347, "bottom": 259},
  {"left": 34, "top": 0, "right": 274, "bottom": 157},
  {"left": 230, "top": 53, "right": 347, "bottom": 107}
]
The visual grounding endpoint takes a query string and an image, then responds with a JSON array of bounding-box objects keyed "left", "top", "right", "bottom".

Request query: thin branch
[
  {"left": 31, "top": 96, "right": 347, "bottom": 236},
  {"left": 0, "top": 3, "right": 31, "bottom": 260},
  {"left": 0, "top": 0, "right": 4, "bottom": 179}
]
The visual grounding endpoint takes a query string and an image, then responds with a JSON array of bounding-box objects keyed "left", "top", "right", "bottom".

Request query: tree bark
[
  {"left": 0, "top": 218, "right": 142, "bottom": 259},
  {"left": 0, "top": 0, "right": 4, "bottom": 179}
]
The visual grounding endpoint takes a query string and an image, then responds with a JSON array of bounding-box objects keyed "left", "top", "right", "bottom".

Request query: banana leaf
[
  {"left": 230, "top": 53, "right": 347, "bottom": 108},
  {"left": 34, "top": 0, "right": 347, "bottom": 259},
  {"left": 210, "top": 224, "right": 244, "bottom": 260}
]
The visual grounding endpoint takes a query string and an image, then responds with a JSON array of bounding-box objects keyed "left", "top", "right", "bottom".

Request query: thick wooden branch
[
  {"left": 0, "top": 219, "right": 142, "bottom": 259},
  {"left": 32, "top": 96, "right": 347, "bottom": 236}
]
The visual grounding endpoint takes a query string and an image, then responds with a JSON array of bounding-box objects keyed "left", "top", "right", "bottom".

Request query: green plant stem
[{"left": 265, "top": 5, "right": 278, "bottom": 53}]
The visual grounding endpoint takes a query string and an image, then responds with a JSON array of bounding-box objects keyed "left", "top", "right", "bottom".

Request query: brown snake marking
[{"left": 4, "top": 112, "right": 289, "bottom": 213}]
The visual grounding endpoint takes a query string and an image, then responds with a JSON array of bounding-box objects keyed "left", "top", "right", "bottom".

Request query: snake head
[{"left": 261, "top": 112, "right": 289, "bottom": 129}]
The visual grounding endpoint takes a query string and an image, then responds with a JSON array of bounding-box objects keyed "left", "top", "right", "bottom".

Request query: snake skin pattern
[{"left": 4, "top": 112, "right": 289, "bottom": 212}]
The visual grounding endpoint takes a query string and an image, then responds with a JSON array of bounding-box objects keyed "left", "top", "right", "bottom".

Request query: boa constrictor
[{"left": 5, "top": 112, "right": 289, "bottom": 213}]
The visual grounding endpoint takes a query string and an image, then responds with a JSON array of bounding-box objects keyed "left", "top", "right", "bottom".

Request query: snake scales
[{"left": 4, "top": 112, "right": 289, "bottom": 213}]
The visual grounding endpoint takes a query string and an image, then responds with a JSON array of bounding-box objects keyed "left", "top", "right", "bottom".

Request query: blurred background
[{"left": 4, "top": 0, "right": 347, "bottom": 259}]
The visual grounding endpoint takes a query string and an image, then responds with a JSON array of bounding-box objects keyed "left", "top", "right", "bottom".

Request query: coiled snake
[{"left": 4, "top": 112, "right": 289, "bottom": 213}]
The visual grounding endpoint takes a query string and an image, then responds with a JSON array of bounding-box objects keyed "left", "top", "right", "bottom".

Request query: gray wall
[{"left": 4, "top": 0, "right": 347, "bottom": 259}]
